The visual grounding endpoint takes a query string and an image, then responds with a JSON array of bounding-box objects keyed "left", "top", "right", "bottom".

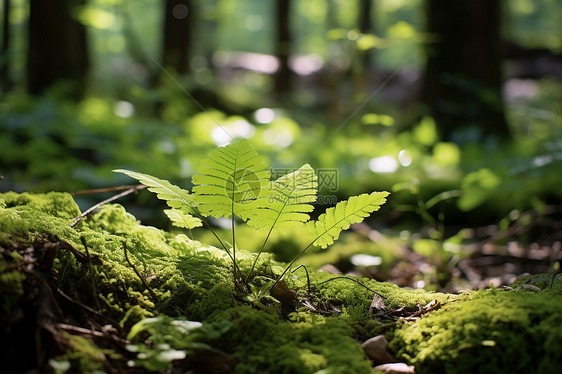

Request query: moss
[
  {"left": 389, "top": 287, "right": 562, "bottom": 374},
  {"left": 0, "top": 191, "right": 80, "bottom": 220},
  {"left": 205, "top": 307, "right": 373, "bottom": 374},
  {"left": 0, "top": 192, "right": 79, "bottom": 242},
  {"left": 311, "top": 273, "right": 452, "bottom": 310},
  {"left": 3, "top": 192, "right": 562, "bottom": 373},
  {"left": 0, "top": 192, "right": 234, "bottom": 327}
]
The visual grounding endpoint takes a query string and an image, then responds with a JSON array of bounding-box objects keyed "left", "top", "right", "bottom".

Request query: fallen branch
[
  {"left": 56, "top": 323, "right": 129, "bottom": 345},
  {"left": 400, "top": 298, "right": 440, "bottom": 321},
  {"left": 71, "top": 184, "right": 145, "bottom": 196},
  {"left": 70, "top": 184, "right": 147, "bottom": 228}
]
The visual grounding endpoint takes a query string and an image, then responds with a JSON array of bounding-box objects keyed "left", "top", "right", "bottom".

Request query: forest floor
[{"left": 1, "top": 191, "right": 562, "bottom": 374}]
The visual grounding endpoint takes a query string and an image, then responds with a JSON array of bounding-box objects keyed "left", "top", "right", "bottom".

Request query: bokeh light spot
[
  {"left": 172, "top": 4, "right": 189, "bottom": 19},
  {"left": 369, "top": 156, "right": 398, "bottom": 173}
]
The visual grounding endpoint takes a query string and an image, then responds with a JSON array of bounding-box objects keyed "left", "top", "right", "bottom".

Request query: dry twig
[{"left": 70, "top": 184, "right": 146, "bottom": 228}]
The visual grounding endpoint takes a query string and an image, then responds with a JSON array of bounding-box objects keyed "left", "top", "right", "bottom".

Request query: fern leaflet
[
  {"left": 309, "top": 191, "right": 389, "bottom": 248},
  {"left": 244, "top": 164, "right": 317, "bottom": 281},
  {"left": 113, "top": 169, "right": 202, "bottom": 229},
  {"left": 247, "top": 164, "right": 317, "bottom": 230},
  {"left": 164, "top": 209, "right": 202, "bottom": 229},
  {"left": 192, "top": 140, "right": 270, "bottom": 220}
]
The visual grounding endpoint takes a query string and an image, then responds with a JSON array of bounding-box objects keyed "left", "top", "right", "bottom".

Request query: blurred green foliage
[
  {"left": 1, "top": 77, "right": 562, "bottom": 228},
  {"left": 1, "top": 0, "right": 561, "bottom": 241}
]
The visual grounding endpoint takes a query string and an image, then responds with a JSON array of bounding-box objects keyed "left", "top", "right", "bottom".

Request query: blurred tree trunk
[
  {"left": 162, "top": 0, "right": 192, "bottom": 74},
  {"left": 275, "top": 0, "right": 292, "bottom": 93},
  {"left": 354, "top": 0, "right": 376, "bottom": 95},
  {"left": 1, "top": 0, "right": 10, "bottom": 92},
  {"left": 358, "top": 0, "right": 374, "bottom": 69},
  {"left": 26, "top": 0, "right": 89, "bottom": 98},
  {"left": 422, "top": 0, "right": 510, "bottom": 143}
]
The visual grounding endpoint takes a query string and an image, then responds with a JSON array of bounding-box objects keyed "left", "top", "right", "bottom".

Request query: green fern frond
[
  {"left": 192, "top": 140, "right": 270, "bottom": 220},
  {"left": 164, "top": 209, "right": 202, "bottom": 229},
  {"left": 247, "top": 164, "right": 317, "bottom": 230},
  {"left": 309, "top": 191, "right": 389, "bottom": 248},
  {"left": 113, "top": 169, "right": 201, "bottom": 227}
]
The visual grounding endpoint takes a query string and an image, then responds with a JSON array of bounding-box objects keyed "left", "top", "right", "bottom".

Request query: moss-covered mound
[
  {"left": 1, "top": 192, "right": 561, "bottom": 373},
  {"left": 390, "top": 284, "right": 562, "bottom": 374}
]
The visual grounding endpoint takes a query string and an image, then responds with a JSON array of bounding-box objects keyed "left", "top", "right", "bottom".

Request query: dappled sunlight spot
[
  {"left": 210, "top": 129, "right": 231, "bottom": 147},
  {"left": 114, "top": 101, "right": 134, "bottom": 118},
  {"left": 289, "top": 54, "right": 323, "bottom": 76},
  {"left": 212, "top": 51, "right": 279, "bottom": 74},
  {"left": 260, "top": 116, "right": 300, "bottom": 148},
  {"left": 369, "top": 156, "right": 399, "bottom": 173},
  {"left": 211, "top": 217, "right": 231, "bottom": 230},
  {"left": 504, "top": 79, "right": 538, "bottom": 102},
  {"left": 433, "top": 142, "right": 460, "bottom": 167},
  {"left": 413, "top": 116, "right": 438, "bottom": 146},
  {"left": 398, "top": 150, "right": 412, "bottom": 167},
  {"left": 78, "top": 7, "right": 116, "bottom": 30},
  {"left": 263, "top": 129, "right": 293, "bottom": 148},
  {"left": 361, "top": 113, "right": 394, "bottom": 126},
  {"left": 532, "top": 155, "right": 554, "bottom": 167},
  {"left": 361, "top": 114, "right": 378, "bottom": 125},
  {"left": 78, "top": 97, "right": 114, "bottom": 125},
  {"left": 413, "top": 280, "right": 426, "bottom": 289},
  {"left": 357, "top": 34, "right": 385, "bottom": 51},
  {"left": 254, "top": 108, "right": 276, "bottom": 124},
  {"left": 351, "top": 254, "right": 382, "bottom": 267},
  {"left": 211, "top": 120, "right": 255, "bottom": 146},
  {"left": 387, "top": 21, "right": 417, "bottom": 39}
]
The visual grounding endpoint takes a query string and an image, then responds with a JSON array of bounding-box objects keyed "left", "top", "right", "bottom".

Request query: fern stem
[
  {"left": 271, "top": 240, "right": 315, "bottom": 292},
  {"left": 273, "top": 193, "right": 388, "bottom": 290},
  {"left": 245, "top": 191, "right": 293, "bottom": 283},
  {"left": 244, "top": 223, "right": 274, "bottom": 283},
  {"left": 271, "top": 210, "right": 357, "bottom": 291},
  {"left": 199, "top": 215, "right": 244, "bottom": 284},
  {"left": 231, "top": 212, "right": 239, "bottom": 289},
  {"left": 231, "top": 210, "right": 236, "bottom": 266}
]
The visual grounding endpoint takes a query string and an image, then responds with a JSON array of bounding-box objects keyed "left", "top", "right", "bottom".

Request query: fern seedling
[
  {"left": 112, "top": 168, "right": 246, "bottom": 289},
  {"left": 191, "top": 140, "right": 270, "bottom": 290},
  {"left": 115, "top": 139, "right": 389, "bottom": 298}
]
